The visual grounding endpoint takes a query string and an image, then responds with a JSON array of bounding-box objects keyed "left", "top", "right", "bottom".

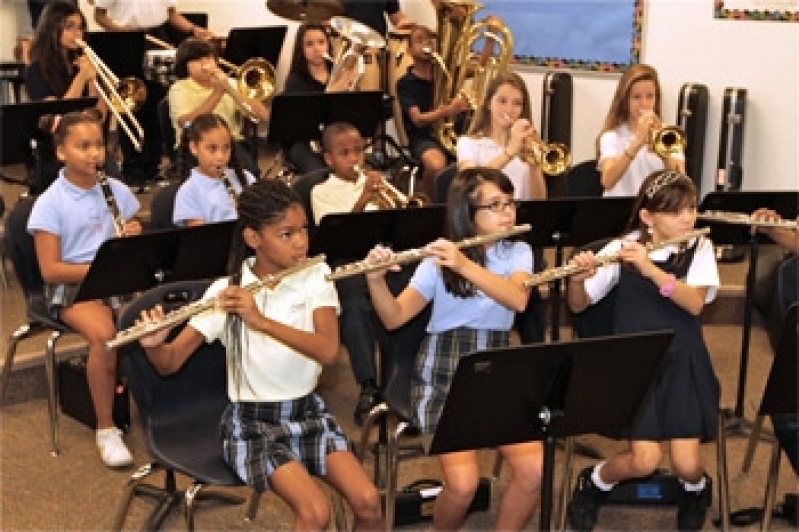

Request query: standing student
[
  {"left": 566, "top": 170, "right": 719, "bottom": 532},
  {"left": 310, "top": 121, "right": 386, "bottom": 425},
  {"left": 27, "top": 110, "right": 141, "bottom": 468},
  {"left": 172, "top": 113, "right": 256, "bottom": 227},
  {"left": 597, "top": 64, "right": 685, "bottom": 197},
  {"left": 397, "top": 24, "right": 470, "bottom": 199},
  {"left": 137, "top": 179, "right": 383, "bottom": 531},
  {"left": 457, "top": 71, "right": 546, "bottom": 201},
  {"left": 168, "top": 38, "right": 267, "bottom": 178},
  {"left": 364, "top": 167, "right": 543, "bottom": 531}
]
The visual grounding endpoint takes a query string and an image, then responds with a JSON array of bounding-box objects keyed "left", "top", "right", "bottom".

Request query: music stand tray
[
  {"left": 73, "top": 222, "right": 235, "bottom": 303},
  {"left": 223, "top": 26, "right": 288, "bottom": 69},
  {"left": 310, "top": 205, "right": 445, "bottom": 262},
  {"left": 268, "top": 91, "right": 385, "bottom": 145},
  {"left": 85, "top": 31, "right": 146, "bottom": 79},
  {"left": 429, "top": 330, "right": 674, "bottom": 531}
]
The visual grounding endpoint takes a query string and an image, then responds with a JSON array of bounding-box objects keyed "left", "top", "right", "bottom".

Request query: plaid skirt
[
  {"left": 411, "top": 327, "right": 510, "bottom": 435},
  {"left": 220, "top": 393, "right": 349, "bottom": 493}
]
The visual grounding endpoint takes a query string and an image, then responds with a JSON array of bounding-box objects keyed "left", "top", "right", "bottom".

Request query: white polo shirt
[{"left": 94, "top": 0, "right": 176, "bottom": 29}]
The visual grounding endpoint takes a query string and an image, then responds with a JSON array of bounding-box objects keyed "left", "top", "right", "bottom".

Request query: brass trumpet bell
[
  {"left": 651, "top": 125, "right": 687, "bottom": 159},
  {"left": 522, "top": 141, "right": 572, "bottom": 176},
  {"left": 236, "top": 58, "right": 276, "bottom": 102}
]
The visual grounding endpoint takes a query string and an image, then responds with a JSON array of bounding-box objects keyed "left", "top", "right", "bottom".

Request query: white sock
[
  {"left": 591, "top": 461, "right": 616, "bottom": 491},
  {"left": 680, "top": 476, "right": 707, "bottom": 492}
]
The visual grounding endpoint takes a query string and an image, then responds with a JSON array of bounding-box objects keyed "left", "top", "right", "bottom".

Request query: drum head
[{"left": 267, "top": 0, "right": 343, "bottom": 21}]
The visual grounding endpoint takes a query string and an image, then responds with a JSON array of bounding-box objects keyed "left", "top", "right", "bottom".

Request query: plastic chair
[
  {"left": 0, "top": 195, "right": 77, "bottom": 456},
  {"left": 148, "top": 181, "right": 181, "bottom": 231},
  {"left": 562, "top": 159, "right": 603, "bottom": 197},
  {"left": 740, "top": 303, "right": 798, "bottom": 532},
  {"left": 111, "top": 280, "right": 257, "bottom": 531},
  {"left": 290, "top": 167, "right": 330, "bottom": 242},
  {"left": 433, "top": 162, "right": 458, "bottom": 204},
  {"left": 766, "top": 255, "right": 798, "bottom": 350}
]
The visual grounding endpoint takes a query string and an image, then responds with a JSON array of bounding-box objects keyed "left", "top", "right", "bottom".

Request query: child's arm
[
  {"left": 33, "top": 231, "right": 90, "bottom": 284},
  {"left": 753, "top": 208, "right": 799, "bottom": 253},
  {"left": 215, "top": 285, "right": 341, "bottom": 365},
  {"left": 170, "top": 78, "right": 225, "bottom": 128},
  {"left": 566, "top": 251, "right": 598, "bottom": 313},
  {"left": 406, "top": 98, "right": 470, "bottom": 129},
  {"left": 426, "top": 239, "right": 530, "bottom": 312},
  {"left": 365, "top": 246, "right": 430, "bottom": 330},
  {"left": 599, "top": 113, "right": 655, "bottom": 191},
  {"left": 138, "top": 306, "right": 207, "bottom": 375}
]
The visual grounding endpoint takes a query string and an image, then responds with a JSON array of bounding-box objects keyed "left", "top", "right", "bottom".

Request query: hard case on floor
[
  {"left": 393, "top": 476, "right": 491, "bottom": 526},
  {"left": 58, "top": 354, "right": 130, "bottom": 431},
  {"left": 676, "top": 82, "right": 709, "bottom": 190}
]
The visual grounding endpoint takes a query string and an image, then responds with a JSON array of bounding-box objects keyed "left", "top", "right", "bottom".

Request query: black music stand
[
  {"left": 429, "top": 331, "right": 674, "bottom": 531},
  {"left": 697, "top": 190, "right": 799, "bottom": 437},
  {"left": 223, "top": 26, "right": 287, "bottom": 69},
  {"left": 72, "top": 222, "right": 236, "bottom": 303},
  {"left": 85, "top": 31, "right": 147, "bottom": 79},
  {"left": 516, "top": 197, "right": 635, "bottom": 341},
  {"left": 0, "top": 97, "right": 99, "bottom": 186}
]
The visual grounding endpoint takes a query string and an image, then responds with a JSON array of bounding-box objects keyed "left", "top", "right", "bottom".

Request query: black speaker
[
  {"left": 58, "top": 355, "right": 130, "bottom": 432},
  {"left": 716, "top": 87, "right": 747, "bottom": 191},
  {"left": 676, "top": 83, "right": 708, "bottom": 189}
]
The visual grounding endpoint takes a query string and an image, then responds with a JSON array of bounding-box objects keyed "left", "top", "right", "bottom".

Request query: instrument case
[
  {"left": 58, "top": 354, "right": 130, "bottom": 432},
  {"left": 541, "top": 72, "right": 573, "bottom": 197},
  {"left": 393, "top": 477, "right": 490, "bottom": 526},
  {"left": 716, "top": 87, "right": 747, "bottom": 190},
  {"left": 676, "top": 82, "right": 709, "bottom": 190}
]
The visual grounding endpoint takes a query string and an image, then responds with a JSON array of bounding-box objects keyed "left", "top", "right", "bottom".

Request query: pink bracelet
[{"left": 659, "top": 273, "right": 677, "bottom": 297}]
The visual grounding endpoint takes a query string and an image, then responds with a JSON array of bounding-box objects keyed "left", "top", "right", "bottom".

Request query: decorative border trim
[{"left": 714, "top": 1, "right": 799, "bottom": 22}]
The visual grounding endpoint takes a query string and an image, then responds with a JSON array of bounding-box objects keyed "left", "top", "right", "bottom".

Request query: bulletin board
[
  {"left": 476, "top": 0, "right": 643, "bottom": 72},
  {"left": 714, "top": 1, "right": 799, "bottom": 21}
]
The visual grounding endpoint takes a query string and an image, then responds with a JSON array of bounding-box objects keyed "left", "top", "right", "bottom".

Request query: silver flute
[
  {"left": 106, "top": 255, "right": 326, "bottom": 350},
  {"left": 523, "top": 227, "right": 711, "bottom": 288},
  {"left": 698, "top": 210, "right": 797, "bottom": 229},
  {"left": 326, "top": 224, "right": 532, "bottom": 281}
]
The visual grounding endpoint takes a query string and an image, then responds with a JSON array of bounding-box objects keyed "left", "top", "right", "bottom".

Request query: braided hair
[
  {"left": 175, "top": 113, "right": 247, "bottom": 189},
  {"left": 225, "top": 179, "right": 303, "bottom": 395}
]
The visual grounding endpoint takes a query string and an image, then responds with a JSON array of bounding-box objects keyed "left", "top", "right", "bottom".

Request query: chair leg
[
  {"left": 1, "top": 323, "right": 39, "bottom": 404},
  {"left": 556, "top": 436, "right": 575, "bottom": 532},
  {"left": 45, "top": 330, "right": 63, "bottom": 456},
  {"left": 330, "top": 489, "right": 348, "bottom": 532},
  {"left": 184, "top": 482, "right": 246, "bottom": 532},
  {"left": 244, "top": 490, "right": 261, "bottom": 522},
  {"left": 112, "top": 462, "right": 165, "bottom": 531},
  {"left": 760, "top": 440, "right": 782, "bottom": 532},
  {"left": 717, "top": 415, "right": 731, "bottom": 532},
  {"left": 742, "top": 415, "right": 766, "bottom": 473},
  {"left": 384, "top": 419, "right": 409, "bottom": 532},
  {"left": 492, "top": 450, "right": 503, "bottom": 480}
]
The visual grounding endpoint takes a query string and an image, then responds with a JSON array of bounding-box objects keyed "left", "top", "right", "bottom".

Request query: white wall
[{"left": 2, "top": 0, "right": 796, "bottom": 194}]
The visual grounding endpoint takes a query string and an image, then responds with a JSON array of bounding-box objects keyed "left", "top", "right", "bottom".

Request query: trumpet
[
  {"left": 651, "top": 125, "right": 687, "bottom": 160},
  {"left": 145, "top": 34, "right": 275, "bottom": 122},
  {"left": 358, "top": 165, "right": 428, "bottom": 210},
  {"left": 106, "top": 255, "right": 326, "bottom": 350},
  {"left": 75, "top": 38, "right": 146, "bottom": 152},
  {"left": 698, "top": 210, "right": 798, "bottom": 229},
  {"left": 522, "top": 228, "right": 711, "bottom": 288},
  {"left": 327, "top": 224, "right": 531, "bottom": 281},
  {"left": 504, "top": 115, "right": 571, "bottom": 176}
]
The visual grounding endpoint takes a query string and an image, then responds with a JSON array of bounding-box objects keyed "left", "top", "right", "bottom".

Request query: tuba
[
  {"left": 326, "top": 16, "right": 386, "bottom": 92},
  {"left": 430, "top": 2, "right": 514, "bottom": 154}
]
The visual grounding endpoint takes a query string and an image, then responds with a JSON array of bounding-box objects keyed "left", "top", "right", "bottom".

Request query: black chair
[
  {"left": 766, "top": 255, "right": 798, "bottom": 350},
  {"left": 562, "top": 159, "right": 603, "bottom": 197},
  {"left": 148, "top": 181, "right": 181, "bottom": 231},
  {"left": 433, "top": 162, "right": 458, "bottom": 204},
  {"left": 0, "top": 194, "right": 8, "bottom": 287},
  {"left": 740, "top": 303, "right": 798, "bottom": 532},
  {"left": 111, "top": 280, "right": 258, "bottom": 531},
  {"left": 290, "top": 167, "right": 330, "bottom": 242},
  {"left": 157, "top": 97, "right": 177, "bottom": 165},
  {"left": 0, "top": 196, "right": 76, "bottom": 455}
]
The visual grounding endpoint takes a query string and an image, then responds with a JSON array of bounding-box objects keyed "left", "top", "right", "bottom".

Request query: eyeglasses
[{"left": 474, "top": 199, "right": 519, "bottom": 213}]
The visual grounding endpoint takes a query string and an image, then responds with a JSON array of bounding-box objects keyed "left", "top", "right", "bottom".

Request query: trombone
[
  {"left": 75, "top": 38, "right": 146, "bottom": 152},
  {"left": 145, "top": 34, "right": 275, "bottom": 122}
]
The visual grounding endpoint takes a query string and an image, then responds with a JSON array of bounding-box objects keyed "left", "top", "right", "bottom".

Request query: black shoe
[
  {"left": 677, "top": 477, "right": 711, "bottom": 531},
  {"left": 354, "top": 383, "right": 381, "bottom": 427},
  {"left": 567, "top": 466, "right": 607, "bottom": 532}
]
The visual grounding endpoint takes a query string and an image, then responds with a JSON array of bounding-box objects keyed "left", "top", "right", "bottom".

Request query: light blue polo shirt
[
  {"left": 27, "top": 170, "right": 140, "bottom": 263},
  {"left": 173, "top": 168, "right": 256, "bottom": 226}
]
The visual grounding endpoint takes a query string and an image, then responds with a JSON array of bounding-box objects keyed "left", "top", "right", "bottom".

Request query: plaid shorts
[
  {"left": 412, "top": 327, "right": 510, "bottom": 435},
  {"left": 221, "top": 393, "right": 349, "bottom": 493}
]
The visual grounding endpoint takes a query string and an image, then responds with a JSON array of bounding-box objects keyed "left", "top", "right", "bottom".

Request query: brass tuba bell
[{"left": 651, "top": 125, "right": 687, "bottom": 160}]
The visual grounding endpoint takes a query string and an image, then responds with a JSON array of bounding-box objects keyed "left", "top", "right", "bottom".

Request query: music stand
[
  {"left": 72, "top": 222, "right": 235, "bottom": 303},
  {"left": 697, "top": 190, "right": 799, "bottom": 437},
  {"left": 85, "top": 31, "right": 146, "bottom": 79},
  {"left": 0, "top": 97, "right": 99, "bottom": 186},
  {"left": 429, "top": 330, "right": 674, "bottom": 531},
  {"left": 516, "top": 197, "right": 635, "bottom": 341},
  {"left": 223, "top": 26, "right": 287, "bottom": 69}
]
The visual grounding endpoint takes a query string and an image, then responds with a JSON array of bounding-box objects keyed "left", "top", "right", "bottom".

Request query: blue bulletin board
[{"left": 477, "top": 0, "right": 643, "bottom": 72}]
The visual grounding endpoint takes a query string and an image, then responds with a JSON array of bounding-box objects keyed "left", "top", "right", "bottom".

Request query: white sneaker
[{"left": 96, "top": 427, "right": 133, "bottom": 468}]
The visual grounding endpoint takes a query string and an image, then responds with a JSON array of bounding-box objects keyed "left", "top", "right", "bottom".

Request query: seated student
[
  {"left": 138, "top": 179, "right": 383, "bottom": 531},
  {"left": 172, "top": 114, "right": 256, "bottom": 227},
  {"left": 167, "top": 38, "right": 268, "bottom": 178},
  {"left": 28, "top": 110, "right": 141, "bottom": 468},
  {"left": 396, "top": 24, "right": 470, "bottom": 200},
  {"left": 309, "top": 121, "right": 386, "bottom": 425}
]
